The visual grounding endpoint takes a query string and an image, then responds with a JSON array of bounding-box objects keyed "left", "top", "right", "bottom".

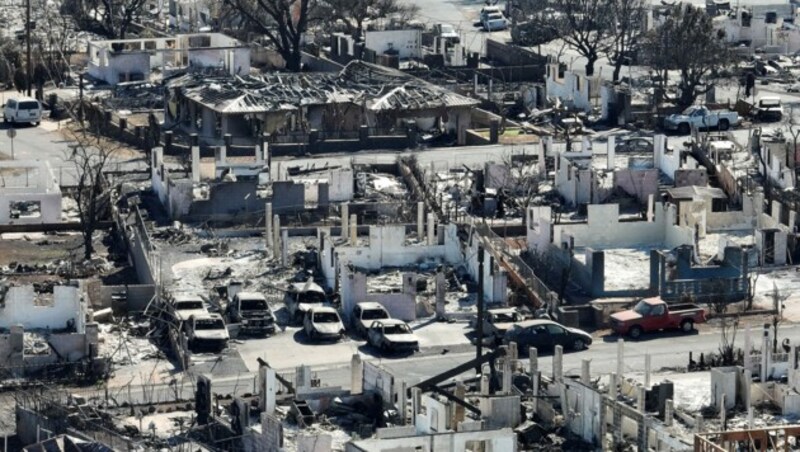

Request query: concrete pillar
[
  {"left": 720, "top": 393, "right": 726, "bottom": 429},
  {"left": 417, "top": 202, "right": 425, "bottom": 240},
  {"left": 582, "top": 136, "right": 590, "bottom": 153},
  {"left": 480, "top": 375, "right": 490, "bottom": 396},
  {"left": 791, "top": 345, "right": 799, "bottom": 389},
  {"left": 744, "top": 324, "right": 752, "bottom": 372},
  {"left": 272, "top": 214, "right": 280, "bottom": 258},
  {"left": 265, "top": 203, "right": 273, "bottom": 251},
  {"left": 218, "top": 144, "right": 227, "bottom": 166},
  {"left": 281, "top": 229, "right": 288, "bottom": 267},
  {"left": 529, "top": 347, "right": 538, "bottom": 376},
  {"left": 85, "top": 323, "right": 99, "bottom": 357},
  {"left": 664, "top": 399, "right": 673, "bottom": 426},
  {"left": 427, "top": 213, "right": 436, "bottom": 246},
  {"left": 398, "top": 381, "right": 408, "bottom": 425},
  {"left": 502, "top": 349, "right": 512, "bottom": 395},
  {"left": 454, "top": 382, "right": 466, "bottom": 425},
  {"left": 637, "top": 386, "right": 646, "bottom": 412},
  {"left": 617, "top": 339, "right": 624, "bottom": 378},
  {"left": 265, "top": 367, "right": 277, "bottom": 414},
  {"left": 647, "top": 194, "right": 655, "bottom": 222},
  {"left": 644, "top": 354, "right": 651, "bottom": 389},
  {"left": 538, "top": 140, "right": 547, "bottom": 173},
  {"left": 349, "top": 214, "right": 358, "bottom": 246},
  {"left": 609, "top": 372, "right": 618, "bottom": 400},
  {"left": 191, "top": 145, "right": 200, "bottom": 183},
  {"left": 553, "top": 345, "right": 563, "bottom": 382},
  {"left": 607, "top": 136, "right": 615, "bottom": 170},
  {"left": 341, "top": 203, "right": 349, "bottom": 239},
  {"left": 508, "top": 341, "right": 518, "bottom": 362},
  {"left": 581, "top": 359, "right": 591, "bottom": 385},
  {"left": 435, "top": 270, "right": 446, "bottom": 319},
  {"left": 351, "top": 354, "right": 363, "bottom": 395},
  {"left": 694, "top": 414, "right": 704, "bottom": 433},
  {"left": 761, "top": 325, "right": 770, "bottom": 382},
  {"left": 747, "top": 407, "right": 754, "bottom": 429},
  {"left": 411, "top": 387, "right": 421, "bottom": 426},
  {"left": 531, "top": 370, "right": 540, "bottom": 413}
]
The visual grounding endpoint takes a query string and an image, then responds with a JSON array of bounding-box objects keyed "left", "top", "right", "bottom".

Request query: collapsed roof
[{"left": 166, "top": 60, "right": 479, "bottom": 115}]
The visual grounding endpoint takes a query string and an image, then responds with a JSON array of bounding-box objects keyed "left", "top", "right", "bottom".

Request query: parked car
[
  {"left": 366, "top": 319, "right": 420, "bottom": 353},
  {"left": 186, "top": 313, "right": 230, "bottom": 353},
  {"left": 788, "top": 82, "right": 800, "bottom": 93},
  {"left": 482, "top": 12, "right": 509, "bottom": 31},
  {"left": 285, "top": 280, "right": 326, "bottom": 324},
  {"left": 353, "top": 302, "right": 391, "bottom": 336},
  {"left": 482, "top": 307, "right": 525, "bottom": 343},
  {"left": 609, "top": 297, "right": 707, "bottom": 339},
  {"left": 502, "top": 319, "right": 592, "bottom": 352},
  {"left": 4, "top": 97, "right": 42, "bottom": 125},
  {"left": 432, "top": 23, "right": 460, "bottom": 45},
  {"left": 663, "top": 106, "right": 740, "bottom": 135},
  {"left": 304, "top": 306, "right": 345, "bottom": 341},
  {"left": 228, "top": 291, "right": 276, "bottom": 336},
  {"left": 480, "top": 5, "right": 503, "bottom": 22},
  {"left": 755, "top": 96, "right": 784, "bottom": 121},
  {"left": 168, "top": 294, "right": 208, "bottom": 323},
  {"left": 615, "top": 136, "right": 653, "bottom": 154}
]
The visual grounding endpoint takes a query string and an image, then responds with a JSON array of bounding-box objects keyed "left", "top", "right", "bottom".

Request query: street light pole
[{"left": 25, "top": 0, "right": 32, "bottom": 97}]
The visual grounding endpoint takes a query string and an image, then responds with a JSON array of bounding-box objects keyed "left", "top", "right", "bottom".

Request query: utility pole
[
  {"left": 25, "top": 0, "right": 32, "bottom": 97},
  {"left": 475, "top": 245, "right": 485, "bottom": 372}
]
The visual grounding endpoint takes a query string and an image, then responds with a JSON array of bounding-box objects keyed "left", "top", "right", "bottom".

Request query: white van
[{"left": 4, "top": 98, "right": 42, "bottom": 125}]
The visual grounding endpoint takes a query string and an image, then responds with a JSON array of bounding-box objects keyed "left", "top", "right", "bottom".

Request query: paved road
[{"left": 102, "top": 322, "right": 800, "bottom": 405}]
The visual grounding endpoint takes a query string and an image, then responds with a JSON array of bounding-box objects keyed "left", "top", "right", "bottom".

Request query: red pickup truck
[{"left": 610, "top": 298, "right": 706, "bottom": 339}]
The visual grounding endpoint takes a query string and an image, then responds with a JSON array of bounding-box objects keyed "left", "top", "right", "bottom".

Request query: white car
[
  {"left": 304, "top": 306, "right": 345, "bottom": 341},
  {"left": 480, "top": 5, "right": 503, "bottom": 22},
  {"left": 353, "top": 302, "right": 391, "bottom": 336},
  {"left": 367, "top": 319, "right": 420, "bottom": 353},
  {"left": 169, "top": 294, "right": 208, "bottom": 323},
  {"left": 482, "top": 12, "right": 509, "bottom": 31},
  {"left": 186, "top": 313, "right": 230, "bottom": 353},
  {"left": 4, "top": 98, "right": 42, "bottom": 125}
]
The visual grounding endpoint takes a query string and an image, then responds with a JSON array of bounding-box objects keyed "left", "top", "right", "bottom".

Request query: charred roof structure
[{"left": 164, "top": 60, "right": 479, "bottom": 146}]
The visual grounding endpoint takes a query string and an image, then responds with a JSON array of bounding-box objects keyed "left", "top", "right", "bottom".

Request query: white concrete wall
[
  {"left": 151, "top": 148, "right": 193, "bottom": 219},
  {"left": 527, "top": 203, "right": 694, "bottom": 251},
  {"left": 545, "top": 64, "right": 597, "bottom": 112},
  {"left": 0, "top": 286, "right": 85, "bottom": 332},
  {"left": 320, "top": 224, "right": 461, "bottom": 289},
  {"left": 364, "top": 30, "right": 422, "bottom": 59},
  {"left": 465, "top": 230, "right": 508, "bottom": 304},
  {"left": 328, "top": 168, "right": 354, "bottom": 202}
]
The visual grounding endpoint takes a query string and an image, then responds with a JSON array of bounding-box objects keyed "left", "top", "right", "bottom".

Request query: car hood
[
  {"left": 193, "top": 330, "right": 229, "bottom": 340},
  {"left": 385, "top": 334, "right": 419, "bottom": 344},
  {"left": 566, "top": 327, "right": 592, "bottom": 340},
  {"left": 490, "top": 322, "right": 516, "bottom": 332},
  {"left": 314, "top": 322, "right": 343, "bottom": 334},
  {"left": 665, "top": 114, "right": 688, "bottom": 122},
  {"left": 610, "top": 310, "right": 642, "bottom": 322}
]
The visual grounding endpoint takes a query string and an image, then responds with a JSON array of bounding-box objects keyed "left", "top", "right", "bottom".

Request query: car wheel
[
  {"left": 629, "top": 326, "right": 643, "bottom": 340},
  {"left": 572, "top": 338, "right": 586, "bottom": 351},
  {"left": 681, "top": 319, "right": 694, "bottom": 333},
  {"left": 718, "top": 119, "right": 730, "bottom": 131},
  {"left": 34, "top": 121, "right": 39, "bottom": 126},
  {"left": 678, "top": 123, "right": 690, "bottom": 135}
]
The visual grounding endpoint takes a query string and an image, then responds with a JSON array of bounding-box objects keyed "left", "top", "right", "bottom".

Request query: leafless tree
[
  {"left": 225, "top": 0, "right": 316, "bottom": 71},
  {"left": 517, "top": 0, "right": 615, "bottom": 76},
  {"left": 321, "top": 0, "right": 419, "bottom": 40},
  {"left": 501, "top": 151, "right": 543, "bottom": 214},
  {"left": 65, "top": 126, "right": 118, "bottom": 260},
  {"left": 640, "top": 4, "right": 734, "bottom": 108},
  {"left": 607, "top": 0, "right": 646, "bottom": 82},
  {"left": 67, "top": 0, "right": 148, "bottom": 40}
]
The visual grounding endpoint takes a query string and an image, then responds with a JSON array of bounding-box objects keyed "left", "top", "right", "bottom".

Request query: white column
[
  {"left": 281, "top": 229, "right": 288, "bottom": 267},
  {"left": 744, "top": 325, "right": 752, "bottom": 372},
  {"left": 265, "top": 203, "right": 273, "bottom": 251},
  {"left": 644, "top": 354, "right": 651, "bottom": 389},
  {"left": 349, "top": 214, "right": 357, "bottom": 246},
  {"left": 417, "top": 202, "right": 425, "bottom": 240},
  {"left": 427, "top": 213, "right": 436, "bottom": 246},
  {"left": 581, "top": 359, "right": 591, "bottom": 385},
  {"left": 664, "top": 399, "right": 673, "bottom": 426},
  {"left": 191, "top": 145, "right": 200, "bottom": 183},
  {"left": 341, "top": 203, "right": 349, "bottom": 239},
  {"left": 553, "top": 345, "right": 563, "bottom": 382},
  {"left": 273, "top": 214, "right": 280, "bottom": 259},
  {"left": 617, "top": 339, "right": 625, "bottom": 378},
  {"left": 351, "top": 354, "right": 363, "bottom": 394},
  {"left": 607, "top": 135, "right": 615, "bottom": 170}
]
